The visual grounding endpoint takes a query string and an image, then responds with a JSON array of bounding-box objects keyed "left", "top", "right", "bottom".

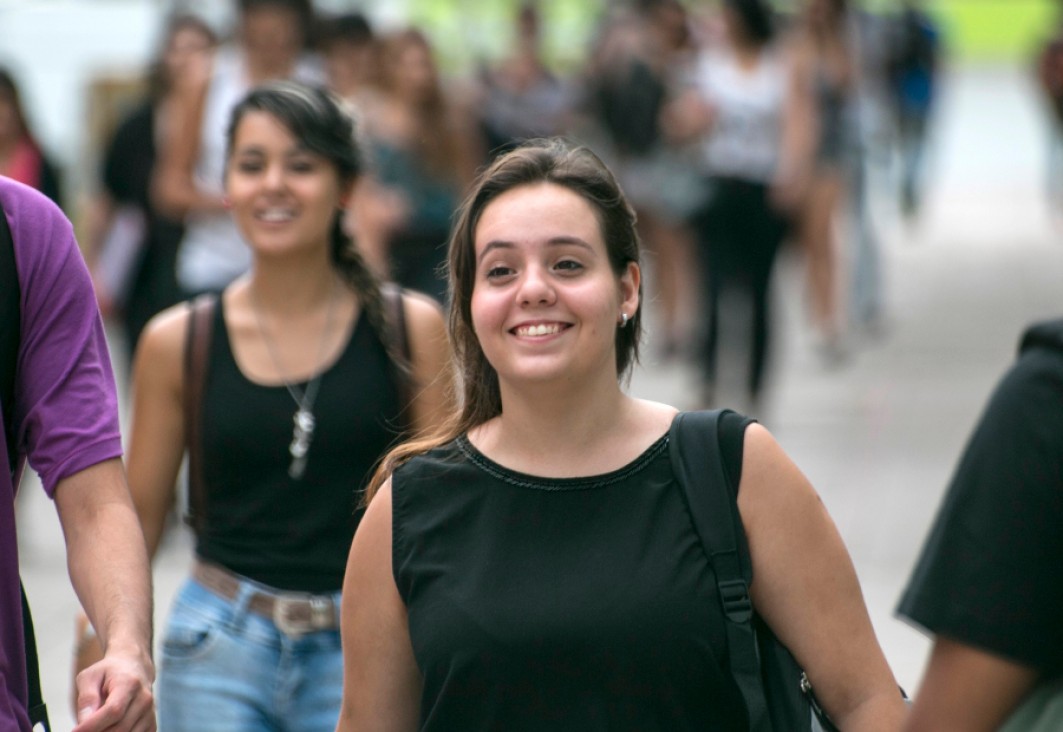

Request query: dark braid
[{"left": 330, "top": 214, "right": 411, "bottom": 381}]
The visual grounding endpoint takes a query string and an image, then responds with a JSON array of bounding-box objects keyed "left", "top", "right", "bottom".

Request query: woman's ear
[
  {"left": 339, "top": 178, "right": 357, "bottom": 210},
  {"left": 619, "top": 261, "right": 641, "bottom": 318}
]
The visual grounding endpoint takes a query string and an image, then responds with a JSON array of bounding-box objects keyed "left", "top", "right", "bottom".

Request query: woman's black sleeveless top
[
  {"left": 392, "top": 412, "right": 753, "bottom": 730},
  {"left": 197, "top": 297, "right": 404, "bottom": 592}
]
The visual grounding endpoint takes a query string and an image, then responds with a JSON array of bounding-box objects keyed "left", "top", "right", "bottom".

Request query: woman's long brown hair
[{"left": 364, "top": 137, "right": 644, "bottom": 502}]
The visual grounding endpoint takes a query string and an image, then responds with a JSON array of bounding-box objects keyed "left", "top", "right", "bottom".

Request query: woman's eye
[
  {"left": 235, "top": 160, "right": 263, "bottom": 174},
  {"left": 485, "top": 265, "right": 514, "bottom": 279},
  {"left": 555, "top": 259, "right": 583, "bottom": 273},
  {"left": 289, "top": 159, "right": 316, "bottom": 173}
]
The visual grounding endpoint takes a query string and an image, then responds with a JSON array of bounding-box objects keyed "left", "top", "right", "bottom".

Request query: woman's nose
[
  {"left": 262, "top": 163, "right": 285, "bottom": 190},
  {"left": 518, "top": 265, "right": 555, "bottom": 306}
]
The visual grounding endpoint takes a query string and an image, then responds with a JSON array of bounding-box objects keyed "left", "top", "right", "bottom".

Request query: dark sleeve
[
  {"left": 102, "top": 103, "right": 154, "bottom": 208},
  {"left": 897, "top": 349, "right": 1063, "bottom": 672}
]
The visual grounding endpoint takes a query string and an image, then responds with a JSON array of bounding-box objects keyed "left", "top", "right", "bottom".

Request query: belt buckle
[{"left": 272, "top": 594, "right": 333, "bottom": 637}]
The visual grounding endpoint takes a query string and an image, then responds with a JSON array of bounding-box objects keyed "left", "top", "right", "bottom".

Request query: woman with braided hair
[{"left": 110, "top": 81, "right": 451, "bottom": 731}]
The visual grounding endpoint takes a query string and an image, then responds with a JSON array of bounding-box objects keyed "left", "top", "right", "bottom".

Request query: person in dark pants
[
  {"left": 692, "top": 179, "right": 788, "bottom": 406},
  {"left": 87, "top": 15, "right": 217, "bottom": 367},
  {"left": 670, "top": 0, "right": 809, "bottom": 409}
]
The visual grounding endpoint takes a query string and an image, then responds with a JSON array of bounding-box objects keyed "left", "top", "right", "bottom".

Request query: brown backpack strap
[
  {"left": 381, "top": 282, "right": 413, "bottom": 411},
  {"left": 183, "top": 293, "right": 216, "bottom": 534}
]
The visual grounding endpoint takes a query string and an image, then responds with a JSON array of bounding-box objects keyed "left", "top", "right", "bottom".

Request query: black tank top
[
  {"left": 197, "top": 297, "right": 404, "bottom": 592},
  {"left": 392, "top": 412, "right": 753, "bottom": 730}
]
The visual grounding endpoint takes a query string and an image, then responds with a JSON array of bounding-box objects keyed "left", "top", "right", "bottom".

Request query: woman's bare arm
[
  {"left": 336, "top": 481, "right": 422, "bottom": 731},
  {"left": 151, "top": 72, "right": 226, "bottom": 220},
  {"left": 125, "top": 305, "right": 191, "bottom": 558},
  {"left": 903, "top": 639, "right": 1038, "bottom": 732},
  {"left": 738, "top": 424, "right": 907, "bottom": 731}
]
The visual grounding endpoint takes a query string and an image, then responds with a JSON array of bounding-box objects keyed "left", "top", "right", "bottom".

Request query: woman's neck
[
  {"left": 246, "top": 256, "right": 342, "bottom": 316},
  {"left": 472, "top": 376, "right": 642, "bottom": 476}
]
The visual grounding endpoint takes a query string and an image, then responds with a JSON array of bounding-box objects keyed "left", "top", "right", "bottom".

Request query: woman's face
[
  {"left": 163, "top": 26, "right": 214, "bottom": 85},
  {"left": 242, "top": 5, "right": 304, "bottom": 73},
  {"left": 225, "top": 110, "right": 350, "bottom": 261},
  {"left": 391, "top": 40, "right": 436, "bottom": 98},
  {"left": 469, "top": 182, "right": 640, "bottom": 389}
]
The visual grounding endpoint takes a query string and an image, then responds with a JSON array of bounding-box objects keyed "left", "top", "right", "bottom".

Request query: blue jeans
[{"left": 157, "top": 576, "right": 343, "bottom": 731}]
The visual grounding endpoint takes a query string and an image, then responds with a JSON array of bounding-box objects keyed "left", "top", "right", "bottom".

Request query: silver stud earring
[{"left": 620, "top": 312, "right": 629, "bottom": 328}]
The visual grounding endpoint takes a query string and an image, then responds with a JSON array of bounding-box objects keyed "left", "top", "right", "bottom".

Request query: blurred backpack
[{"left": 888, "top": 7, "right": 940, "bottom": 114}]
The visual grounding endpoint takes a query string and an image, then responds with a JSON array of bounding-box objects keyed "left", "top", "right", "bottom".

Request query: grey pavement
[{"left": 17, "top": 62, "right": 1063, "bottom": 729}]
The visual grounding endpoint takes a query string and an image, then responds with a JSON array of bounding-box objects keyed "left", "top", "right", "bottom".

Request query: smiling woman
[
  {"left": 469, "top": 182, "right": 640, "bottom": 392},
  {"left": 334, "top": 138, "right": 908, "bottom": 731},
  {"left": 112, "top": 81, "right": 452, "bottom": 732}
]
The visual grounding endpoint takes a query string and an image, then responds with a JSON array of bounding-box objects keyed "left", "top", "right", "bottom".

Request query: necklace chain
[{"left": 249, "top": 281, "right": 340, "bottom": 480}]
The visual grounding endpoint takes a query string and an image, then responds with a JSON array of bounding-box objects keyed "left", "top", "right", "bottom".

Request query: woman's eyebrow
[{"left": 477, "top": 237, "right": 593, "bottom": 264}]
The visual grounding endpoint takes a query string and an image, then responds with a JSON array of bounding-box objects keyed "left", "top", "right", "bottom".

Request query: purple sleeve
[{"left": 4, "top": 178, "right": 123, "bottom": 496}]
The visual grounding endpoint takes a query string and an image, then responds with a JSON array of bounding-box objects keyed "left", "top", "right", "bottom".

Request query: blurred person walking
[
  {"left": 667, "top": 0, "right": 809, "bottom": 410},
  {"left": 0, "top": 69, "right": 64, "bottom": 210},
  {"left": 153, "top": 0, "right": 324, "bottom": 299},
  {"left": 581, "top": 0, "right": 702, "bottom": 357},
  {"left": 333, "top": 138, "right": 907, "bottom": 731},
  {"left": 1036, "top": 0, "right": 1063, "bottom": 220},
  {"left": 317, "top": 12, "right": 398, "bottom": 282},
  {"left": 86, "top": 14, "right": 217, "bottom": 368},
  {"left": 81, "top": 82, "right": 451, "bottom": 731},
  {"left": 357, "top": 28, "right": 483, "bottom": 303},
  {"left": 883, "top": 0, "right": 940, "bottom": 220},
  {"left": 476, "top": 1, "right": 572, "bottom": 158},
  {"left": 789, "top": 0, "right": 859, "bottom": 361},
  {"left": 2, "top": 175, "right": 155, "bottom": 732},
  {"left": 318, "top": 12, "right": 378, "bottom": 111},
  {"left": 898, "top": 319, "right": 1063, "bottom": 731}
]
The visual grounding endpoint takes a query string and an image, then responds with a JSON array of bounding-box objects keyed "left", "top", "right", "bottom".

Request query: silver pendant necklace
[{"left": 250, "top": 282, "right": 340, "bottom": 480}]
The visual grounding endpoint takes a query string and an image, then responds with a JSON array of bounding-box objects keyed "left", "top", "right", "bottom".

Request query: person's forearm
[
  {"left": 55, "top": 459, "right": 154, "bottom": 663},
  {"left": 836, "top": 690, "right": 908, "bottom": 731}
]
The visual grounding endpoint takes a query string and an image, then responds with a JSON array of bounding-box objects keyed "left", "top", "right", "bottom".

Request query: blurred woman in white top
[
  {"left": 153, "top": 0, "right": 324, "bottom": 297},
  {"left": 668, "top": 0, "right": 811, "bottom": 412}
]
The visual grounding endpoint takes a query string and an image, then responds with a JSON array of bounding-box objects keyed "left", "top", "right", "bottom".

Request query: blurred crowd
[{"left": 9, "top": 0, "right": 950, "bottom": 412}]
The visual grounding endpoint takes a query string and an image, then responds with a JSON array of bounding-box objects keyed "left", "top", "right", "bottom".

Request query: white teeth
[
  {"left": 259, "top": 208, "right": 294, "bottom": 222},
  {"left": 518, "top": 323, "right": 562, "bottom": 337}
]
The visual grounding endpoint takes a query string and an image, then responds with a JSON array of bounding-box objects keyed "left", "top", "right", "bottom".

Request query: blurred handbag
[{"left": 93, "top": 204, "right": 146, "bottom": 309}]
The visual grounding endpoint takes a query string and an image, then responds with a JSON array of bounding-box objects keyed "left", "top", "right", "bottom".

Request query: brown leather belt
[{"left": 193, "top": 561, "right": 340, "bottom": 637}]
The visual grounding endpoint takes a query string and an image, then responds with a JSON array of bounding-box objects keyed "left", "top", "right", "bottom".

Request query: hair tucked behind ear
[{"left": 364, "top": 137, "right": 642, "bottom": 502}]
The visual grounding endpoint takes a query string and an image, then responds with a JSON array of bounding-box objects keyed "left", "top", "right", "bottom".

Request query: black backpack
[
  {"left": 669, "top": 410, "right": 839, "bottom": 731},
  {"left": 1, "top": 195, "right": 52, "bottom": 732}
]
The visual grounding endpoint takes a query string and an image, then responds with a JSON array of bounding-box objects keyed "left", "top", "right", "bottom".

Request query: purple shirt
[{"left": 0, "top": 177, "right": 123, "bottom": 732}]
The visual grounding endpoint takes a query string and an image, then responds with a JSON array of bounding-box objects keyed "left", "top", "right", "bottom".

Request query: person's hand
[
  {"left": 71, "top": 612, "right": 104, "bottom": 716},
  {"left": 72, "top": 642, "right": 156, "bottom": 732}
]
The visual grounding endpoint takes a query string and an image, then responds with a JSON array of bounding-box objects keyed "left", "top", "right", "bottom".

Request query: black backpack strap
[
  {"left": 20, "top": 582, "right": 50, "bottom": 731},
  {"left": 183, "top": 294, "right": 216, "bottom": 534},
  {"left": 381, "top": 283, "right": 414, "bottom": 422},
  {"left": 669, "top": 409, "right": 771, "bottom": 732}
]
